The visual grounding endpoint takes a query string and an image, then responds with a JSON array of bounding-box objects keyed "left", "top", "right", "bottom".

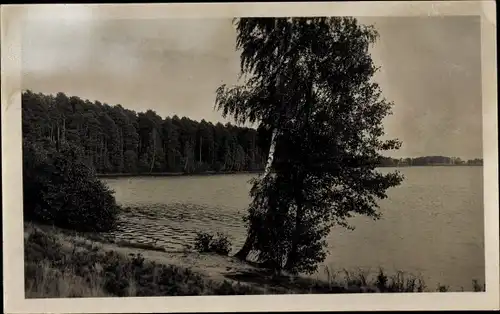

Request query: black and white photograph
[{"left": 2, "top": 1, "right": 499, "bottom": 313}]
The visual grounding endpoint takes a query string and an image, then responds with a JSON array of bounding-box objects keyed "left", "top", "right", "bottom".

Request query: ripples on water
[{"left": 109, "top": 202, "right": 248, "bottom": 252}]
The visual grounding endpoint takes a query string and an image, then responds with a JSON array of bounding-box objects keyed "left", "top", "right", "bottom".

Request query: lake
[{"left": 102, "top": 166, "right": 485, "bottom": 291}]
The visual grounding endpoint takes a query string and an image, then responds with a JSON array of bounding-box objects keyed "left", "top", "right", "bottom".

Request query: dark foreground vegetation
[{"left": 25, "top": 224, "right": 263, "bottom": 297}]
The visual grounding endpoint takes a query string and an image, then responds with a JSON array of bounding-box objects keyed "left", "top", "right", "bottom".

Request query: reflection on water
[{"left": 103, "top": 166, "right": 485, "bottom": 291}]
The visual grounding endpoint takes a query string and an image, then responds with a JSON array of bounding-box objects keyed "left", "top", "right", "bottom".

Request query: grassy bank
[
  {"left": 24, "top": 223, "right": 485, "bottom": 297},
  {"left": 24, "top": 223, "right": 266, "bottom": 297}
]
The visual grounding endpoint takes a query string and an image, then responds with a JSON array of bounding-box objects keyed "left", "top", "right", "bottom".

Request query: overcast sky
[{"left": 21, "top": 9, "right": 482, "bottom": 159}]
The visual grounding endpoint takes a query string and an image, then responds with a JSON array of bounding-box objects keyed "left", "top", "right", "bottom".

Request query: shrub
[
  {"left": 193, "top": 161, "right": 210, "bottom": 174},
  {"left": 472, "top": 279, "right": 485, "bottom": 292},
  {"left": 437, "top": 284, "right": 449, "bottom": 292},
  {"left": 24, "top": 227, "right": 65, "bottom": 266},
  {"left": 212, "top": 162, "right": 223, "bottom": 172},
  {"left": 23, "top": 140, "right": 120, "bottom": 232},
  {"left": 193, "top": 232, "right": 213, "bottom": 252},
  {"left": 194, "top": 231, "right": 232, "bottom": 255}
]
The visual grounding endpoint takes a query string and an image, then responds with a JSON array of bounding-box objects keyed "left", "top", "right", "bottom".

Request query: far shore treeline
[{"left": 22, "top": 90, "right": 482, "bottom": 176}]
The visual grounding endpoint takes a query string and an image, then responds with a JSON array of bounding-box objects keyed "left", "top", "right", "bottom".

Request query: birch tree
[{"left": 215, "top": 17, "right": 404, "bottom": 273}]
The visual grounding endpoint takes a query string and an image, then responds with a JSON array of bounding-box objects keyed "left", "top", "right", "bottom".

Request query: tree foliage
[{"left": 216, "top": 17, "right": 405, "bottom": 274}]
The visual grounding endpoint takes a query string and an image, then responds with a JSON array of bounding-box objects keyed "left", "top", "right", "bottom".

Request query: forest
[
  {"left": 379, "top": 156, "right": 483, "bottom": 167},
  {"left": 22, "top": 90, "right": 482, "bottom": 175},
  {"left": 22, "top": 90, "right": 272, "bottom": 174}
]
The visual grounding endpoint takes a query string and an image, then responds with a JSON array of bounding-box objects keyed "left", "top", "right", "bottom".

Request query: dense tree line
[
  {"left": 22, "top": 90, "right": 481, "bottom": 177},
  {"left": 379, "top": 156, "right": 483, "bottom": 167},
  {"left": 22, "top": 90, "right": 271, "bottom": 174}
]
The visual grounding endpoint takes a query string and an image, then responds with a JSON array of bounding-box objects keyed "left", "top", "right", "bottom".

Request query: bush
[
  {"left": 193, "top": 162, "right": 210, "bottom": 174},
  {"left": 194, "top": 231, "right": 232, "bottom": 255},
  {"left": 24, "top": 227, "right": 65, "bottom": 266},
  {"left": 23, "top": 140, "right": 120, "bottom": 232},
  {"left": 212, "top": 162, "right": 223, "bottom": 172},
  {"left": 472, "top": 279, "right": 485, "bottom": 292}
]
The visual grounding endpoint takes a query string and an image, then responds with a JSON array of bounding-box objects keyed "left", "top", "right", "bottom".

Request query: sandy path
[
  {"left": 25, "top": 224, "right": 262, "bottom": 285},
  {"left": 97, "top": 242, "right": 259, "bottom": 283}
]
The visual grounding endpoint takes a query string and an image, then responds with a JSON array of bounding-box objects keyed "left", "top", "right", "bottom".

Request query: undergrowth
[
  {"left": 24, "top": 224, "right": 485, "bottom": 298},
  {"left": 194, "top": 231, "right": 232, "bottom": 256},
  {"left": 25, "top": 226, "right": 264, "bottom": 297}
]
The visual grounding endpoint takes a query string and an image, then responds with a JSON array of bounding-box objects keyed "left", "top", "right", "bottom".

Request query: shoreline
[
  {"left": 24, "top": 223, "right": 484, "bottom": 297},
  {"left": 97, "top": 170, "right": 264, "bottom": 179},
  {"left": 97, "top": 165, "right": 483, "bottom": 179},
  {"left": 23, "top": 223, "right": 377, "bottom": 296}
]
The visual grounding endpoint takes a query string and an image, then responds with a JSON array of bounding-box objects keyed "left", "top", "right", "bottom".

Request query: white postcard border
[{"left": 2, "top": 1, "right": 498, "bottom": 313}]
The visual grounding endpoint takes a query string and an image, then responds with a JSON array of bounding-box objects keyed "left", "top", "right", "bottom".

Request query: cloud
[{"left": 22, "top": 5, "right": 100, "bottom": 74}]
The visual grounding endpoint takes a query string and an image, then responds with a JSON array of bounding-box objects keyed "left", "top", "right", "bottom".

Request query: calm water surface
[{"left": 103, "top": 166, "right": 484, "bottom": 291}]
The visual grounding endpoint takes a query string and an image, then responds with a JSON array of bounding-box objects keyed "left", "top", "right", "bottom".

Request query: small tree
[{"left": 216, "top": 17, "right": 404, "bottom": 274}]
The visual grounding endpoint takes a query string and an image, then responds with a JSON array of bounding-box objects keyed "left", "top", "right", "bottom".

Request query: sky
[{"left": 20, "top": 8, "right": 483, "bottom": 160}]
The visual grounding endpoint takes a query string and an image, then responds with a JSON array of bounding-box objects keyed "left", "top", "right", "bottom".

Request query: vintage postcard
[{"left": 2, "top": 1, "right": 498, "bottom": 313}]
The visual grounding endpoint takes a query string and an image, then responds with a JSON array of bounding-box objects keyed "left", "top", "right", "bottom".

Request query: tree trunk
[
  {"left": 120, "top": 128, "right": 124, "bottom": 168},
  {"left": 233, "top": 228, "right": 256, "bottom": 260},
  {"left": 56, "top": 123, "right": 60, "bottom": 151},
  {"left": 212, "top": 142, "right": 215, "bottom": 166},
  {"left": 150, "top": 129, "right": 156, "bottom": 173},
  {"left": 234, "top": 18, "right": 292, "bottom": 261},
  {"left": 100, "top": 137, "right": 104, "bottom": 172},
  {"left": 184, "top": 143, "right": 189, "bottom": 172},
  {"left": 233, "top": 128, "right": 278, "bottom": 260},
  {"left": 229, "top": 145, "right": 235, "bottom": 171},
  {"left": 62, "top": 118, "right": 66, "bottom": 143},
  {"left": 285, "top": 64, "right": 314, "bottom": 270},
  {"left": 104, "top": 139, "right": 108, "bottom": 171},
  {"left": 199, "top": 136, "right": 203, "bottom": 163},
  {"left": 284, "top": 172, "right": 305, "bottom": 271},
  {"left": 264, "top": 130, "right": 278, "bottom": 175}
]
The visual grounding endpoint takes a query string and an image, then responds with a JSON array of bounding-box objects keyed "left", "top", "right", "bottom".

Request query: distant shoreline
[{"left": 97, "top": 164, "right": 482, "bottom": 179}]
